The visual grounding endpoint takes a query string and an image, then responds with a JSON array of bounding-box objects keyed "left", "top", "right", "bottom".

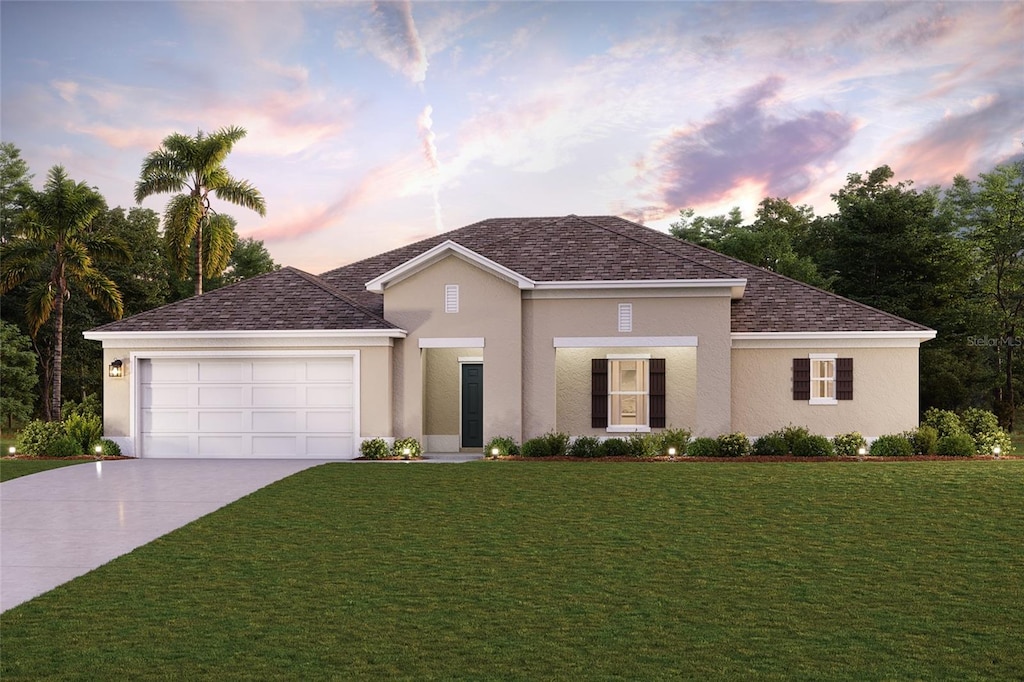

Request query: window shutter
[
  {"left": 592, "top": 358, "right": 608, "bottom": 428},
  {"left": 793, "top": 358, "right": 810, "bottom": 400},
  {"left": 650, "top": 358, "right": 666, "bottom": 428},
  {"left": 618, "top": 303, "right": 632, "bottom": 332},
  {"left": 836, "top": 357, "right": 853, "bottom": 400},
  {"left": 445, "top": 284, "right": 459, "bottom": 313}
]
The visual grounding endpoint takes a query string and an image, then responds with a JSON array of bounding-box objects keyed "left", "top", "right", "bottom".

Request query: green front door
[{"left": 461, "top": 363, "right": 483, "bottom": 449}]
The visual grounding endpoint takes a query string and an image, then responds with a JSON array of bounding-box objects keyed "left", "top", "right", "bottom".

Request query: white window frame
[
  {"left": 445, "top": 284, "right": 459, "bottom": 313},
  {"left": 606, "top": 354, "right": 651, "bottom": 432},
  {"left": 809, "top": 353, "right": 838, "bottom": 405},
  {"left": 618, "top": 303, "right": 632, "bottom": 332}
]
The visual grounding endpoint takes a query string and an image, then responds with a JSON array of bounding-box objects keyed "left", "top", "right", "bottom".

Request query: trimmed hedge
[
  {"left": 792, "top": 434, "right": 834, "bottom": 457},
  {"left": 598, "top": 438, "right": 630, "bottom": 458},
  {"left": 717, "top": 433, "right": 751, "bottom": 458},
  {"left": 687, "top": 437, "right": 720, "bottom": 458},
  {"left": 484, "top": 436, "right": 520, "bottom": 457},
  {"left": 870, "top": 434, "right": 913, "bottom": 457},
  {"left": 360, "top": 438, "right": 391, "bottom": 460},
  {"left": 567, "top": 436, "right": 601, "bottom": 459},
  {"left": 832, "top": 432, "right": 867, "bottom": 457},
  {"left": 752, "top": 433, "right": 788, "bottom": 456},
  {"left": 936, "top": 433, "right": 975, "bottom": 457}
]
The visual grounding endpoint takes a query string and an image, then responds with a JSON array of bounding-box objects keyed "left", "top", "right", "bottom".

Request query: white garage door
[{"left": 139, "top": 356, "right": 356, "bottom": 458}]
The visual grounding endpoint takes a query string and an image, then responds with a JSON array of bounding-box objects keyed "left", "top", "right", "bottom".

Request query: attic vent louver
[
  {"left": 445, "top": 284, "right": 459, "bottom": 313},
  {"left": 618, "top": 303, "right": 632, "bottom": 332}
]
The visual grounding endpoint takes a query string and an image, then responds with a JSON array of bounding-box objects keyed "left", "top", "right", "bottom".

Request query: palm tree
[
  {"left": 0, "top": 166, "right": 126, "bottom": 420},
  {"left": 135, "top": 126, "right": 266, "bottom": 296}
]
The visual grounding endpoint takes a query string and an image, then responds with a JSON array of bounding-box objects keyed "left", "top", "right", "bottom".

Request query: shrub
[
  {"left": 567, "top": 436, "right": 601, "bottom": 458},
  {"left": 780, "top": 425, "right": 811, "bottom": 454},
  {"left": 484, "top": 436, "right": 520, "bottom": 457},
  {"left": 717, "top": 432, "right": 751, "bottom": 458},
  {"left": 391, "top": 437, "right": 422, "bottom": 459},
  {"left": 832, "top": 432, "right": 867, "bottom": 457},
  {"left": 15, "top": 420, "right": 67, "bottom": 456},
  {"left": 626, "top": 433, "right": 660, "bottom": 458},
  {"left": 64, "top": 413, "right": 103, "bottom": 454},
  {"left": 95, "top": 439, "right": 122, "bottom": 457},
  {"left": 752, "top": 433, "right": 789, "bottom": 456},
  {"left": 597, "top": 438, "right": 630, "bottom": 458},
  {"left": 62, "top": 393, "right": 101, "bottom": 420},
  {"left": 870, "top": 434, "right": 913, "bottom": 457},
  {"left": 936, "top": 432, "right": 976, "bottom": 457},
  {"left": 360, "top": 438, "right": 390, "bottom": 459},
  {"left": 922, "top": 408, "right": 965, "bottom": 439},
  {"left": 49, "top": 435, "right": 83, "bottom": 457},
  {"left": 660, "top": 427, "right": 691, "bottom": 456},
  {"left": 521, "top": 437, "right": 552, "bottom": 458},
  {"left": 904, "top": 425, "right": 938, "bottom": 455},
  {"left": 960, "top": 407, "right": 1012, "bottom": 456},
  {"left": 792, "top": 434, "right": 835, "bottom": 457},
  {"left": 542, "top": 432, "right": 570, "bottom": 458},
  {"left": 687, "top": 437, "right": 720, "bottom": 457}
]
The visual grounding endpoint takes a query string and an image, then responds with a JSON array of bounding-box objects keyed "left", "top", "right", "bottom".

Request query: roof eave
[{"left": 364, "top": 239, "right": 536, "bottom": 293}]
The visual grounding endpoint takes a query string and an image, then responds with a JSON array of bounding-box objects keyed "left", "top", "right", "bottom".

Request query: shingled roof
[
  {"left": 90, "top": 267, "right": 398, "bottom": 333},
  {"left": 320, "top": 215, "right": 931, "bottom": 334}
]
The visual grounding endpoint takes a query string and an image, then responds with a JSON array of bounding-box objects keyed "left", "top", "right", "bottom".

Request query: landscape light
[
  {"left": 858, "top": 446, "right": 867, "bottom": 460},
  {"left": 95, "top": 444, "right": 103, "bottom": 455},
  {"left": 667, "top": 446, "right": 677, "bottom": 458},
  {"left": 402, "top": 447, "right": 411, "bottom": 458},
  {"left": 491, "top": 447, "right": 500, "bottom": 457},
  {"left": 8, "top": 446, "right": 15, "bottom": 455},
  {"left": 993, "top": 445, "right": 1001, "bottom": 458}
]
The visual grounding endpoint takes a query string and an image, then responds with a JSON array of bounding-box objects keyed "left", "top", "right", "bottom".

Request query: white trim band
[
  {"left": 419, "top": 337, "right": 485, "bottom": 349},
  {"left": 554, "top": 336, "right": 698, "bottom": 348}
]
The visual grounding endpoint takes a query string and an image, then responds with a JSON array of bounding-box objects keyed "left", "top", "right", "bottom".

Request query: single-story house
[{"left": 85, "top": 215, "right": 935, "bottom": 458}]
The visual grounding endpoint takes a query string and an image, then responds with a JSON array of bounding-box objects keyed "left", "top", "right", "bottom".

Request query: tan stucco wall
[
  {"left": 423, "top": 347, "right": 476, "bottom": 436},
  {"left": 555, "top": 346, "right": 697, "bottom": 436},
  {"left": 95, "top": 341, "right": 393, "bottom": 448},
  {"left": 523, "top": 295, "right": 732, "bottom": 437},
  {"left": 384, "top": 254, "right": 522, "bottom": 442},
  {"left": 731, "top": 346, "right": 920, "bottom": 438}
]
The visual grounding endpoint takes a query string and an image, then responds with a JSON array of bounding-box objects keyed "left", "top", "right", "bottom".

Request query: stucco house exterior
[{"left": 85, "top": 215, "right": 936, "bottom": 458}]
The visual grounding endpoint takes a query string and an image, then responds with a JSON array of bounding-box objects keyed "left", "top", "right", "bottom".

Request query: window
[
  {"left": 617, "top": 303, "right": 632, "bottom": 332},
  {"left": 444, "top": 284, "right": 459, "bottom": 313},
  {"left": 794, "top": 354, "right": 852, "bottom": 404},
  {"left": 810, "top": 355, "right": 836, "bottom": 404},
  {"left": 592, "top": 358, "right": 666, "bottom": 429},
  {"left": 609, "top": 358, "right": 648, "bottom": 429}
]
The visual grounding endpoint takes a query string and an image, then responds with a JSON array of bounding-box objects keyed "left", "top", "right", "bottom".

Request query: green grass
[
  {"left": 0, "top": 458, "right": 86, "bottom": 482},
  {"left": 2, "top": 462, "right": 1022, "bottom": 680},
  {"left": 1011, "top": 430, "right": 1023, "bottom": 455}
]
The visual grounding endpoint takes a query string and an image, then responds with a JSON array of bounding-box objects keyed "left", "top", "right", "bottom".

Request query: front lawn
[
  {"left": 0, "top": 458, "right": 86, "bottom": 482},
  {"left": 2, "top": 462, "right": 1022, "bottom": 680}
]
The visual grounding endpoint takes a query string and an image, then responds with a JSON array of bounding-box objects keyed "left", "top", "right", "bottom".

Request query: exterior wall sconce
[{"left": 109, "top": 359, "right": 124, "bottom": 378}]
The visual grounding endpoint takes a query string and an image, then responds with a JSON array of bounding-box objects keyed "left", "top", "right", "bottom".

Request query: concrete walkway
[{"left": 0, "top": 459, "right": 328, "bottom": 613}]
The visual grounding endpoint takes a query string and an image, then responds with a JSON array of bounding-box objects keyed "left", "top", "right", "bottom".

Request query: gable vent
[
  {"left": 445, "top": 284, "right": 459, "bottom": 313},
  {"left": 618, "top": 303, "right": 632, "bottom": 332}
]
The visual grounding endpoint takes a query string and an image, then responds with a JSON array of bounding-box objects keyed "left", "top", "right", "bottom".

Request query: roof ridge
[
  {"left": 286, "top": 267, "right": 398, "bottom": 328},
  {"left": 649, "top": 229, "right": 934, "bottom": 332},
  {"left": 575, "top": 215, "right": 741, "bottom": 280}
]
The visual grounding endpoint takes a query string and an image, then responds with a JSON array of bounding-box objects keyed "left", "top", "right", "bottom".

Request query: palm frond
[
  {"left": 24, "top": 282, "right": 57, "bottom": 336},
  {"left": 76, "top": 267, "right": 124, "bottom": 319},
  {"left": 213, "top": 177, "right": 267, "bottom": 216},
  {"left": 163, "top": 194, "right": 204, "bottom": 277},
  {"left": 203, "top": 213, "right": 238, "bottom": 277}
]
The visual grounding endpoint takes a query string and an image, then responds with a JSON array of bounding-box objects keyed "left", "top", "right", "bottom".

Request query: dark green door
[{"left": 461, "top": 363, "right": 483, "bottom": 448}]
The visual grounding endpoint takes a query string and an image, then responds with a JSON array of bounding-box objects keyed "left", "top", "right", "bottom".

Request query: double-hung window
[
  {"left": 608, "top": 357, "right": 649, "bottom": 429},
  {"left": 809, "top": 354, "right": 837, "bottom": 405}
]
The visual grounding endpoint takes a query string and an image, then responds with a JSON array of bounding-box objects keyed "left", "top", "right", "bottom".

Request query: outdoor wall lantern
[{"left": 108, "top": 359, "right": 124, "bottom": 378}]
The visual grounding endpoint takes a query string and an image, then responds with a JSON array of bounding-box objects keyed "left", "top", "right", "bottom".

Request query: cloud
[
  {"left": 363, "top": 0, "right": 429, "bottom": 84},
  {"left": 417, "top": 104, "right": 444, "bottom": 232},
  {"left": 893, "top": 91, "right": 1024, "bottom": 185},
  {"left": 644, "top": 77, "right": 857, "bottom": 209}
]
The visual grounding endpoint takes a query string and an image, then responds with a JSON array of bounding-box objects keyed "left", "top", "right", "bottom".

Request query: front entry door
[{"left": 461, "top": 363, "right": 483, "bottom": 448}]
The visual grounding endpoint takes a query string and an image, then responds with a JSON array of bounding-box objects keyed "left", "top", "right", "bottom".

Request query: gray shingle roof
[
  {"left": 94, "top": 215, "right": 931, "bottom": 335},
  {"left": 321, "top": 215, "right": 931, "bottom": 334},
  {"left": 91, "top": 267, "right": 398, "bottom": 332}
]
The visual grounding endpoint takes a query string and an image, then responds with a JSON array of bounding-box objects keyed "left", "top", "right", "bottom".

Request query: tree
[
  {"left": 1, "top": 142, "right": 32, "bottom": 244},
  {"left": 946, "top": 160, "right": 1024, "bottom": 429},
  {"left": 0, "top": 320, "right": 38, "bottom": 431},
  {"left": 220, "top": 236, "right": 279, "bottom": 285},
  {"left": 0, "top": 166, "right": 127, "bottom": 420},
  {"left": 135, "top": 126, "right": 266, "bottom": 296}
]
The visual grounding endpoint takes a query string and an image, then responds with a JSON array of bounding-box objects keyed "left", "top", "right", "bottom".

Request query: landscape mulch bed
[{"left": 1, "top": 455, "right": 132, "bottom": 461}]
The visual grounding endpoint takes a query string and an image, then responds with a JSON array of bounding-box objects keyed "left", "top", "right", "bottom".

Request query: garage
[{"left": 139, "top": 355, "right": 357, "bottom": 458}]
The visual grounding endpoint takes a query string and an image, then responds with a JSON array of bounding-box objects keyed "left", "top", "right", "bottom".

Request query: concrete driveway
[{"left": 0, "top": 459, "right": 327, "bottom": 613}]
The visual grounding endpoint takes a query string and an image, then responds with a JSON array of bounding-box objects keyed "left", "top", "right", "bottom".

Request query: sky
[{"left": 2, "top": 1, "right": 1022, "bottom": 275}]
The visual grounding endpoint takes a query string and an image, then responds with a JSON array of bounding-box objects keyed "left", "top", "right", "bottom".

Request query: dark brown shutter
[
  {"left": 836, "top": 357, "right": 854, "bottom": 400},
  {"left": 793, "top": 358, "right": 810, "bottom": 400},
  {"left": 592, "top": 358, "right": 608, "bottom": 428},
  {"left": 650, "top": 358, "right": 666, "bottom": 428}
]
